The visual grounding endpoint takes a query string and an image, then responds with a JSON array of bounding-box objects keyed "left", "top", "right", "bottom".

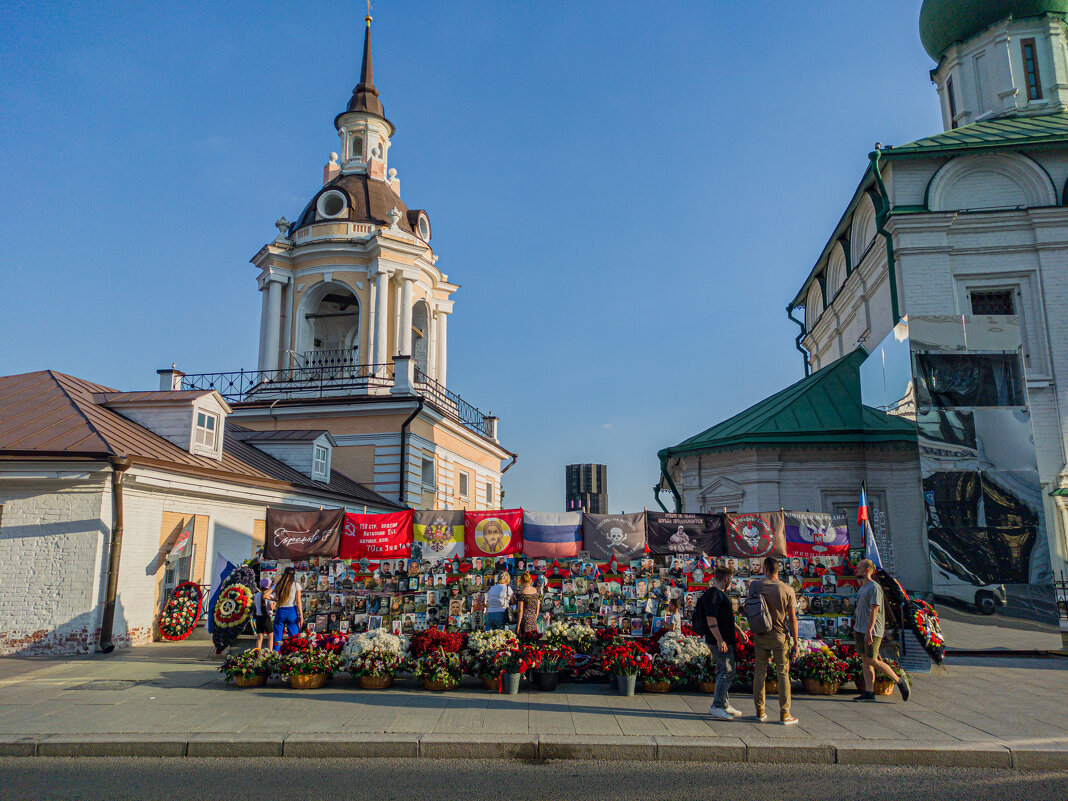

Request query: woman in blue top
[{"left": 269, "top": 566, "right": 303, "bottom": 650}]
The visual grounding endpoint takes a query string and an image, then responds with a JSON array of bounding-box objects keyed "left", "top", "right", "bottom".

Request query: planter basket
[
  {"left": 854, "top": 679, "right": 896, "bottom": 696},
  {"left": 234, "top": 674, "right": 268, "bottom": 688},
  {"left": 532, "top": 670, "right": 559, "bottom": 692},
  {"left": 642, "top": 681, "right": 672, "bottom": 694},
  {"left": 765, "top": 680, "right": 778, "bottom": 696},
  {"left": 697, "top": 680, "right": 717, "bottom": 694},
  {"left": 290, "top": 673, "right": 327, "bottom": 690},
  {"left": 359, "top": 675, "right": 393, "bottom": 690},
  {"left": 481, "top": 676, "right": 501, "bottom": 691},
  {"left": 423, "top": 679, "right": 455, "bottom": 692},
  {"left": 801, "top": 677, "right": 839, "bottom": 695}
]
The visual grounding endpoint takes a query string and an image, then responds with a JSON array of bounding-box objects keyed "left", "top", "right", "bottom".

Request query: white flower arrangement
[
  {"left": 341, "top": 629, "right": 409, "bottom": 661},
  {"left": 465, "top": 629, "right": 519, "bottom": 660},
  {"left": 658, "top": 632, "right": 712, "bottom": 668},
  {"left": 543, "top": 621, "right": 596, "bottom": 652}
]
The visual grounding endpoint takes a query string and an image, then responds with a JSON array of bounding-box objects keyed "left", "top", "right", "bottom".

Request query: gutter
[
  {"left": 869, "top": 149, "right": 902, "bottom": 324},
  {"left": 397, "top": 400, "right": 424, "bottom": 506},
  {"left": 98, "top": 455, "right": 132, "bottom": 653},
  {"left": 786, "top": 305, "right": 810, "bottom": 377},
  {"left": 656, "top": 451, "right": 682, "bottom": 513},
  {"left": 501, "top": 452, "right": 518, "bottom": 474}
]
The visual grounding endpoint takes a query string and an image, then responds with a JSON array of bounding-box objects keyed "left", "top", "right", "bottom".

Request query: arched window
[
  {"left": 411, "top": 300, "right": 430, "bottom": 377},
  {"left": 296, "top": 282, "right": 361, "bottom": 374},
  {"left": 806, "top": 281, "right": 824, "bottom": 331},
  {"left": 826, "top": 244, "right": 847, "bottom": 299},
  {"left": 850, "top": 195, "right": 877, "bottom": 267},
  {"left": 928, "top": 153, "right": 1057, "bottom": 211}
]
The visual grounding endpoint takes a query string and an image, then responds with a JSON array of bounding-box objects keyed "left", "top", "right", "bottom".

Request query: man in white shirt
[{"left": 485, "top": 572, "right": 514, "bottom": 630}]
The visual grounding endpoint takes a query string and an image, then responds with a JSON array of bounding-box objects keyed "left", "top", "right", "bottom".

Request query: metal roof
[
  {"left": 0, "top": 370, "right": 401, "bottom": 509},
  {"left": 659, "top": 349, "right": 917, "bottom": 456},
  {"left": 883, "top": 112, "right": 1068, "bottom": 157}
]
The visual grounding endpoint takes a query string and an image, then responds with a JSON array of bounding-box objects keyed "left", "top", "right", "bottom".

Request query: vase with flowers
[
  {"left": 281, "top": 649, "right": 341, "bottom": 690},
  {"left": 640, "top": 656, "right": 680, "bottom": 693},
  {"left": 529, "top": 644, "right": 575, "bottom": 691},
  {"left": 219, "top": 648, "right": 278, "bottom": 687},
  {"left": 414, "top": 649, "right": 465, "bottom": 691},
  {"left": 794, "top": 643, "right": 849, "bottom": 695},
  {"left": 342, "top": 630, "right": 409, "bottom": 689}
]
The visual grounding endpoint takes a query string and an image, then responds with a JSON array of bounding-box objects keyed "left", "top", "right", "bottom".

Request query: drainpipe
[
  {"left": 397, "top": 400, "right": 424, "bottom": 506},
  {"left": 869, "top": 149, "right": 901, "bottom": 324},
  {"left": 787, "top": 305, "right": 810, "bottom": 377},
  {"left": 501, "top": 452, "right": 518, "bottom": 474},
  {"left": 657, "top": 452, "right": 683, "bottom": 513},
  {"left": 99, "top": 456, "right": 132, "bottom": 654}
]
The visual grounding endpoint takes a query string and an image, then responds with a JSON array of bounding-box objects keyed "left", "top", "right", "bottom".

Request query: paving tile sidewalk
[{"left": 1, "top": 641, "right": 1066, "bottom": 767}]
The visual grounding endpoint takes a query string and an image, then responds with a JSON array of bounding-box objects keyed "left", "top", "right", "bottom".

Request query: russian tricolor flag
[{"left": 522, "top": 511, "right": 582, "bottom": 558}]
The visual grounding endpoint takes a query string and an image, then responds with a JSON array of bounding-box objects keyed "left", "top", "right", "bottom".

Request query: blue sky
[{"left": 0, "top": 1, "right": 941, "bottom": 512}]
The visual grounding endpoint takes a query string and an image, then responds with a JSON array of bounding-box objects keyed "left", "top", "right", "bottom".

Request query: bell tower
[{"left": 335, "top": 14, "right": 394, "bottom": 180}]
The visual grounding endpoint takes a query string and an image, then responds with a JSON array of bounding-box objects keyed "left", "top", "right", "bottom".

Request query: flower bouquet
[
  {"left": 595, "top": 627, "right": 623, "bottom": 646},
  {"left": 159, "top": 582, "right": 202, "bottom": 641},
  {"left": 528, "top": 644, "right": 575, "bottom": 691},
  {"left": 543, "top": 622, "right": 596, "bottom": 654},
  {"left": 410, "top": 627, "right": 467, "bottom": 657},
  {"left": 600, "top": 642, "right": 648, "bottom": 676},
  {"left": 280, "top": 649, "right": 341, "bottom": 690},
  {"left": 794, "top": 645, "right": 848, "bottom": 695},
  {"left": 640, "top": 656, "right": 680, "bottom": 693},
  {"left": 414, "top": 649, "right": 465, "bottom": 691},
  {"left": 315, "top": 631, "right": 350, "bottom": 654},
  {"left": 342, "top": 630, "right": 409, "bottom": 689},
  {"left": 465, "top": 629, "right": 520, "bottom": 688},
  {"left": 219, "top": 648, "right": 277, "bottom": 687},
  {"left": 658, "top": 633, "right": 712, "bottom": 687},
  {"left": 278, "top": 633, "right": 314, "bottom": 656}
]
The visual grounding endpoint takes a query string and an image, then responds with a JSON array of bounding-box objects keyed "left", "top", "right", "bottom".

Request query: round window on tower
[
  {"left": 317, "top": 190, "right": 347, "bottom": 219},
  {"left": 417, "top": 213, "right": 431, "bottom": 242}
]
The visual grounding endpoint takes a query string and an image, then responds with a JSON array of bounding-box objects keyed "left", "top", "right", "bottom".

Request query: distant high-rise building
[{"left": 565, "top": 463, "right": 607, "bottom": 513}]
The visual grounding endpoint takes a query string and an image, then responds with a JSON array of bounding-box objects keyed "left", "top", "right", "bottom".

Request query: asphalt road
[{"left": 1, "top": 758, "right": 1066, "bottom": 801}]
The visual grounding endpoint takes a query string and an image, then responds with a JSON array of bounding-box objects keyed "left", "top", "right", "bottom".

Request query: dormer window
[
  {"left": 317, "top": 190, "right": 348, "bottom": 219},
  {"left": 194, "top": 411, "right": 219, "bottom": 450},
  {"left": 313, "top": 444, "right": 330, "bottom": 480}
]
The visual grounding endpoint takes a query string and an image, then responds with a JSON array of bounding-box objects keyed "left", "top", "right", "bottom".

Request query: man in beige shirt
[{"left": 750, "top": 556, "right": 800, "bottom": 724}]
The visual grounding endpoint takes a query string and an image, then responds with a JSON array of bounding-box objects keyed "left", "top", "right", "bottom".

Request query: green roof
[
  {"left": 659, "top": 349, "right": 917, "bottom": 457},
  {"left": 919, "top": 1, "right": 1068, "bottom": 61},
  {"left": 885, "top": 112, "right": 1068, "bottom": 157}
]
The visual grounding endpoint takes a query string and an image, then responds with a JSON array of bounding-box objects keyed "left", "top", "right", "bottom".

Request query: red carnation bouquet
[
  {"left": 601, "top": 641, "right": 649, "bottom": 676},
  {"left": 410, "top": 626, "right": 467, "bottom": 657},
  {"left": 278, "top": 634, "right": 314, "bottom": 655}
]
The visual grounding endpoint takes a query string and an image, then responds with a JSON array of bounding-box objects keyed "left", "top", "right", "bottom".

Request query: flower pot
[
  {"left": 617, "top": 673, "right": 637, "bottom": 696},
  {"left": 359, "top": 675, "right": 393, "bottom": 690},
  {"left": 532, "top": 670, "right": 559, "bottom": 692},
  {"left": 642, "top": 680, "right": 672, "bottom": 694},
  {"left": 290, "top": 672, "right": 327, "bottom": 690},
  {"left": 234, "top": 674, "right": 267, "bottom": 688},
  {"left": 502, "top": 672, "right": 521, "bottom": 695},
  {"left": 423, "top": 679, "right": 455, "bottom": 692},
  {"left": 697, "top": 680, "right": 717, "bottom": 694},
  {"left": 801, "top": 677, "right": 840, "bottom": 695},
  {"left": 765, "top": 680, "right": 778, "bottom": 696},
  {"left": 854, "top": 679, "right": 895, "bottom": 696},
  {"left": 482, "top": 675, "right": 501, "bottom": 691}
]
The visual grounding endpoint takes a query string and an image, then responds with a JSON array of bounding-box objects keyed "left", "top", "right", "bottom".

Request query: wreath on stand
[
  {"left": 211, "top": 565, "right": 257, "bottom": 652},
  {"left": 159, "top": 581, "right": 202, "bottom": 641}
]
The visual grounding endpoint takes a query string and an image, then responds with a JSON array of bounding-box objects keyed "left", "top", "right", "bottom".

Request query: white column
[
  {"left": 392, "top": 275, "right": 402, "bottom": 357},
  {"left": 399, "top": 278, "right": 414, "bottom": 356},
  {"left": 265, "top": 278, "right": 284, "bottom": 371},
  {"left": 367, "top": 276, "right": 377, "bottom": 363},
  {"left": 435, "top": 310, "right": 448, "bottom": 388},
  {"left": 257, "top": 287, "right": 270, "bottom": 371},
  {"left": 427, "top": 304, "right": 437, "bottom": 379},
  {"left": 373, "top": 270, "right": 390, "bottom": 365}
]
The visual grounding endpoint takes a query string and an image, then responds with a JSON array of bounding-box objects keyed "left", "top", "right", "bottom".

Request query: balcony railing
[{"left": 182, "top": 361, "right": 493, "bottom": 439}]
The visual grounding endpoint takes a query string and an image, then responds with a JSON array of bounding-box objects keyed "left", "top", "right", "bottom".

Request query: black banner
[
  {"left": 264, "top": 507, "right": 344, "bottom": 560},
  {"left": 645, "top": 512, "right": 725, "bottom": 556}
]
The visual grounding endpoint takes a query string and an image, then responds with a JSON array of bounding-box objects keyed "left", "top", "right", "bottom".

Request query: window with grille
[
  {"left": 970, "top": 289, "right": 1015, "bottom": 316},
  {"left": 194, "top": 411, "right": 218, "bottom": 449},
  {"left": 1021, "top": 39, "right": 1043, "bottom": 101}
]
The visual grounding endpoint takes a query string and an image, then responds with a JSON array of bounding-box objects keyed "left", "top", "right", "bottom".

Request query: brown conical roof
[{"left": 340, "top": 16, "right": 389, "bottom": 125}]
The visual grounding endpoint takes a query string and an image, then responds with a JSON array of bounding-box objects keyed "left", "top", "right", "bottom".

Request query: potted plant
[
  {"left": 848, "top": 654, "right": 908, "bottom": 696},
  {"left": 658, "top": 633, "right": 712, "bottom": 691},
  {"left": 544, "top": 621, "right": 597, "bottom": 654},
  {"left": 495, "top": 647, "right": 535, "bottom": 695},
  {"left": 731, "top": 658, "right": 777, "bottom": 695},
  {"left": 640, "top": 656, "right": 679, "bottom": 693},
  {"left": 465, "top": 630, "right": 519, "bottom": 690},
  {"left": 600, "top": 642, "right": 646, "bottom": 696},
  {"left": 794, "top": 644, "right": 848, "bottom": 695},
  {"left": 282, "top": 649, "right": 341, "bottom": 690},
  {"left": 529, "top": 644, "right": 575, "bottom": 692},
  {"left": 415, "top": 649, "right": 465, "bottom": 691},
  {"left": 342, "top": 630, "right": 409, "bottom": 689},
  {"left": 219, "top": 648, "right": 274, "bottom": 687}
]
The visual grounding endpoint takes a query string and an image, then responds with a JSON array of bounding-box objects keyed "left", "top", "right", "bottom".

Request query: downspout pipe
[
  {"left": 657, "top": 451, "right": 683, "bottom": 513},
  {"left": 787, "top": 305, "right": 810, "bottom": 377},
  {"left": 99, "top": 456, "right": 132, "bottom": 654},
  {"left": 869, "top": 149, "right": 901, "bottom": 324},
  {"left": 398, "top": 400, "right": 424, "bottom": 506}
]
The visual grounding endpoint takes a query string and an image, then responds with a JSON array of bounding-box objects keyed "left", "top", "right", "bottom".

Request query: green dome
[{"left": 920, "top": 0, "right": 1068, "bottom": 60}]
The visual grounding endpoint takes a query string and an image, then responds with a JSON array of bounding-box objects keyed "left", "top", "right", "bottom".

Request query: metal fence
[{"left": 414, "top": 368, "right": 490, "bottom": 438}]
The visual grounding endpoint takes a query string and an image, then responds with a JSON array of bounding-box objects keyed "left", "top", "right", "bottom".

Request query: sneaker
[
  {"left": 853, "top": 691, "right": 876, "bottom": 702},
  {"left": 725, "top": 704, "right": 743, "bottom": 717},
  {"left": 709, "top": 706, "right": 733, "bottom": 720},
  {"left": 781, "top": 714, "right": 799, "bottom": 725},
  {"left": 755, "top": 709, "right": 767, "bottom": 722},
  {"left": 898, "top": 679, "right": 911, "bottom": 702}
]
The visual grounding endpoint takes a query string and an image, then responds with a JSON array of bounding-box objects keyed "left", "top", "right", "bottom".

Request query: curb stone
[
  {"left": 0, "top": 736, "right": 37, "bottom": 757},
  {"left": 1009, "top": 746, "right": 1068, "bottom": 770},
  {"left": 654, "top": 736, "right": 746, "bottom": 761},
  {"left": 186, "top": 734, "right": 282, "bottom": 758},
  {"left": 539, "top": 734, "right": 657, "bottom": 761},
  {"left": 744, "top": 740, "right": 836, "bottom": 764},
  {"left": 834, "top": 741, "right": 1011, "bottom": 768},
  {"left": 283, "top": 733, "right": 420, "bottom": 758},
  {"left": 36, "top": 736, "right": 187, "bottom": 758},
  {"left": 420, "top": 734, "right": 539, "bottom": 760}
]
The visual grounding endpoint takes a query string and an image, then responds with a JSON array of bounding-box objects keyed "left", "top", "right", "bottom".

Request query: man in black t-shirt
[{"left": 697, "top": 564, "right": 742, "bottom": 719}]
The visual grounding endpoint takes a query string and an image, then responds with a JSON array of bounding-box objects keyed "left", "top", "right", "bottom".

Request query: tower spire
[{"left": 344, "top": 11, "right": 386, "bottom": 120}]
